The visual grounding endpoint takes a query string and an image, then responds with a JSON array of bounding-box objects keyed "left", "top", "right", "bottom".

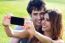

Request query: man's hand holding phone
[
  {"left": 2, "top": 14, "right": 36, "bottom": 38},
  {"left": 3, "top": 15, "right": 25, "bottom": 27},
  {"left": 3, "top": 15, "right": 11, "bottom": 27}
]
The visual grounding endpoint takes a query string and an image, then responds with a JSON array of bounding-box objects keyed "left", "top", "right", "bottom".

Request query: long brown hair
[{"left": 47, "top": 10, "right": 62, "bottom": 40}]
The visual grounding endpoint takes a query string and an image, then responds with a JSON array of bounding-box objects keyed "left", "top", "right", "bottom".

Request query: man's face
[{"left": 31, "top": 8, "right": 45, "bottom": 26}]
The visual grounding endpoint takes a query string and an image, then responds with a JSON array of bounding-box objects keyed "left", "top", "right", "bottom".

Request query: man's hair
[{"left": 27, "top": 0, "right": 46, "bottom": 14}]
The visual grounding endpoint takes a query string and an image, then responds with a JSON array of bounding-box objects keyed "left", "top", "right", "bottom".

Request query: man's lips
[
  {"left": 42, "top": 26, "right": 47, "bottom": 28},
  {"left": 37, "top": 20, "right": 41, "bottom": 23}
]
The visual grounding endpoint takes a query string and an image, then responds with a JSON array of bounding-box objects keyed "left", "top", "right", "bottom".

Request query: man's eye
[{"left": 33, "top": 13, "right": 37, "bottom": 15}]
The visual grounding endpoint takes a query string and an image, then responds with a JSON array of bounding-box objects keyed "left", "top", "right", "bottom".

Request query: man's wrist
[{"left": 3, "top": 25, "right": 9, "bottom": 27}]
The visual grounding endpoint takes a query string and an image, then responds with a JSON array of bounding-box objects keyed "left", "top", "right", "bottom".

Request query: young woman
[
  {"left": 27, "top": 9, "right": 64, "bottom": 43},
  {"left": 2, "top": 9, "right": 64, "bottom": 43}
]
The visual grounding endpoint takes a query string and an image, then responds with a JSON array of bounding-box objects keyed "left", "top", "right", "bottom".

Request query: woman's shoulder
[
  {"left": 58, "top": 39, "right": 64, "bottom": 43},
  {"left": 53, "top": 39, "right": 64, "bottom": 43}
]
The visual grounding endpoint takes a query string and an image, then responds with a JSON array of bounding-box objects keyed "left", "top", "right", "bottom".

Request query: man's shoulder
[{"left": 15, "top": 25, "right": 24, "bottom": 30}]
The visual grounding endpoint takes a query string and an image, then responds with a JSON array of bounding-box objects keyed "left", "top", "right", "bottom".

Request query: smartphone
[{"left": 10, "top": 16, "right": 24, "bottom": 26}]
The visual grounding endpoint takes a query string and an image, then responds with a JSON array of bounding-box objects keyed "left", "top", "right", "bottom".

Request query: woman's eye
[{"left": 47, "top": 19, "right": 50, "bottom": 21}]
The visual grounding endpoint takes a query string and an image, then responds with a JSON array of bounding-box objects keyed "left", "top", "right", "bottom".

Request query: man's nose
[
  {"left": 42, "top": 20, "right": 46, "bottom": 24},
  {"left": 37, "top": 15, "right": 41, "bottom": 20}
]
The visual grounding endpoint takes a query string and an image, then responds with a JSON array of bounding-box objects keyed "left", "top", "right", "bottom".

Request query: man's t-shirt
[
  {"left": 14, "top": 25, "right": 29, "bottom": 43},
  {"left": 15, "top": 25, "right": 23, "bottom": 30}
]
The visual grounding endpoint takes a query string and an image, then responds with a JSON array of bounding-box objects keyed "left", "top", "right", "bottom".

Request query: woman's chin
[
  {"left": 42, "top": 28, "right": 47, "bottom": 31},
  {"left": 42, "top": 28, "right": 49, "bottom": 32}
]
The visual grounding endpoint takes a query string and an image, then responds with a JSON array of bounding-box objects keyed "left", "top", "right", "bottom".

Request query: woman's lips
[{"left": 42, "top": 26, "right": 47, "bottom": 28}]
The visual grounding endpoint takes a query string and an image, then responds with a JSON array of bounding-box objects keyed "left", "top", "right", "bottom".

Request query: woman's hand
[{"left": 24, "top": 19, "right": 36, "bottom": 36}]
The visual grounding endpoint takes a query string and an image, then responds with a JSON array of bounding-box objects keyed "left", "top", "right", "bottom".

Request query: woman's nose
[{"left": 42, "top": 20, "right": 46, "bottom": 24}]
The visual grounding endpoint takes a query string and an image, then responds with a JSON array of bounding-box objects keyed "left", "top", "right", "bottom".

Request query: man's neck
[{"left": 34, "top": 25, "right": 41, "bottom": 30}]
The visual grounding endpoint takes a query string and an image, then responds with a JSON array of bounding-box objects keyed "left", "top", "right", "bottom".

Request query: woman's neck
[{"left": 44, "top": 31, "right": 51, "bottom": 38}]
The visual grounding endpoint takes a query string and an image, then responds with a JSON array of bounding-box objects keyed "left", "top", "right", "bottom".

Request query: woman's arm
[
  {"left": 25, "top": 23, "right": 54, "bottom": 43},
  {"left": 25, "top": 21, "right": 54, "bottom": 43},
  {"left": 53, "top": 39, "right": 64, "bottom": 43},
  {"left": 33, "top": 31, "right": 54, "bottom": 43}
]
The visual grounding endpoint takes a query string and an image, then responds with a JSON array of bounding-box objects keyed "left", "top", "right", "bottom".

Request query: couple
[{"left": 2, "top": 0, "right": 64, "bottom": 43}]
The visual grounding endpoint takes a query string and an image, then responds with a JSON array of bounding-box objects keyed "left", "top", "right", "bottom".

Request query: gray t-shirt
[{"left": 14, "top": 25, "right": 29, "bottom": 43}]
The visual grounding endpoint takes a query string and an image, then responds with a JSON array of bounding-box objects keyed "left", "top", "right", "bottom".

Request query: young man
[{"left": 4, "top": 0, "right": 46, "bottom": 43}]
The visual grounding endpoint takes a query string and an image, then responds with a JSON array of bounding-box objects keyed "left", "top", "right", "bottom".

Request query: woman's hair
[
  {"left": 47, "top": 9, "right": 62, "bottom": 40},
  {"left": 29, "top": 9, "right": 63, "bottom": 43}
]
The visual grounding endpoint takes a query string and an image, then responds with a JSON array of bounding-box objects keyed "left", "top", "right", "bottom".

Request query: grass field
[{"left": 0, "top": 0, "right": 65, "bottom": 43}]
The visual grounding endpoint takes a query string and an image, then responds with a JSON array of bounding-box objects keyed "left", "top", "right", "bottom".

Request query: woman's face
[{"left": 41, "top": 13, "right": 51, "bottom": 32}]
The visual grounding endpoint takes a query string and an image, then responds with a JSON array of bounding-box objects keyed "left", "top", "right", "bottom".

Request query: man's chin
[{"left": 36, "top": 24, "right": 41, "bottom": 26}]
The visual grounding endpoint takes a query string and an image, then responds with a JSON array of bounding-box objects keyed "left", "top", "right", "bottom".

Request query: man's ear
[{"left": 30, "top": 15, "right": 32, "bottom": 18}]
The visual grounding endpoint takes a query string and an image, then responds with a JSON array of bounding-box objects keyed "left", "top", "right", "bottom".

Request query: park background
[{"left": 0, "top": 0, "right": 65, "bottom": 43}]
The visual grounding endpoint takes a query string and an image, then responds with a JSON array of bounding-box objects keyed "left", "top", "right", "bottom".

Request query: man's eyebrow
[
  {"left": 40, "top": 12, "right": 46, "bottom": 14},
  {"left": 33, "top": 13, "right": 38, "bottom": 14}
]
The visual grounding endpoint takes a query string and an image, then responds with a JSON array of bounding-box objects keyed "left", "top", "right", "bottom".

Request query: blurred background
[{"left": 0, "top": 0, "right": 65, "bottom": 43}]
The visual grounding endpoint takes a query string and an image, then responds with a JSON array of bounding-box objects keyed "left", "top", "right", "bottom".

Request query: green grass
[{"left": 0, "top": 0, "right": 65, "bottom": 43}]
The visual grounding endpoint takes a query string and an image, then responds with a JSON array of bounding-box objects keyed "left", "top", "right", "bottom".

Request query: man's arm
[
  {"left": 4, "top": 26, "right": 29, "bottom": 38},
  {"left": 10, "top": 25, "right": 24, "bottom": 43}
]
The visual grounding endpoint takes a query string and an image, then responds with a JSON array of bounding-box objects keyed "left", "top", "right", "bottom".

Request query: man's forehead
[
  {"left": 32, "top": 9, "right": 45, "bottom": 13},
  {"left": 33, "top": 7, "right": 44, "bottom": 10}
]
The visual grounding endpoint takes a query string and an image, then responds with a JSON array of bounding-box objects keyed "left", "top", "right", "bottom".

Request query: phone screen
[{"left": 10, "top": 16, "right": 24, "bottom": 26}]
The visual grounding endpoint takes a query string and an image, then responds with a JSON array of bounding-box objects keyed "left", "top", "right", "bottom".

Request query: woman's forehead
[{"left": 44, "top": 13, "right": 49, "bottom": 19}]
